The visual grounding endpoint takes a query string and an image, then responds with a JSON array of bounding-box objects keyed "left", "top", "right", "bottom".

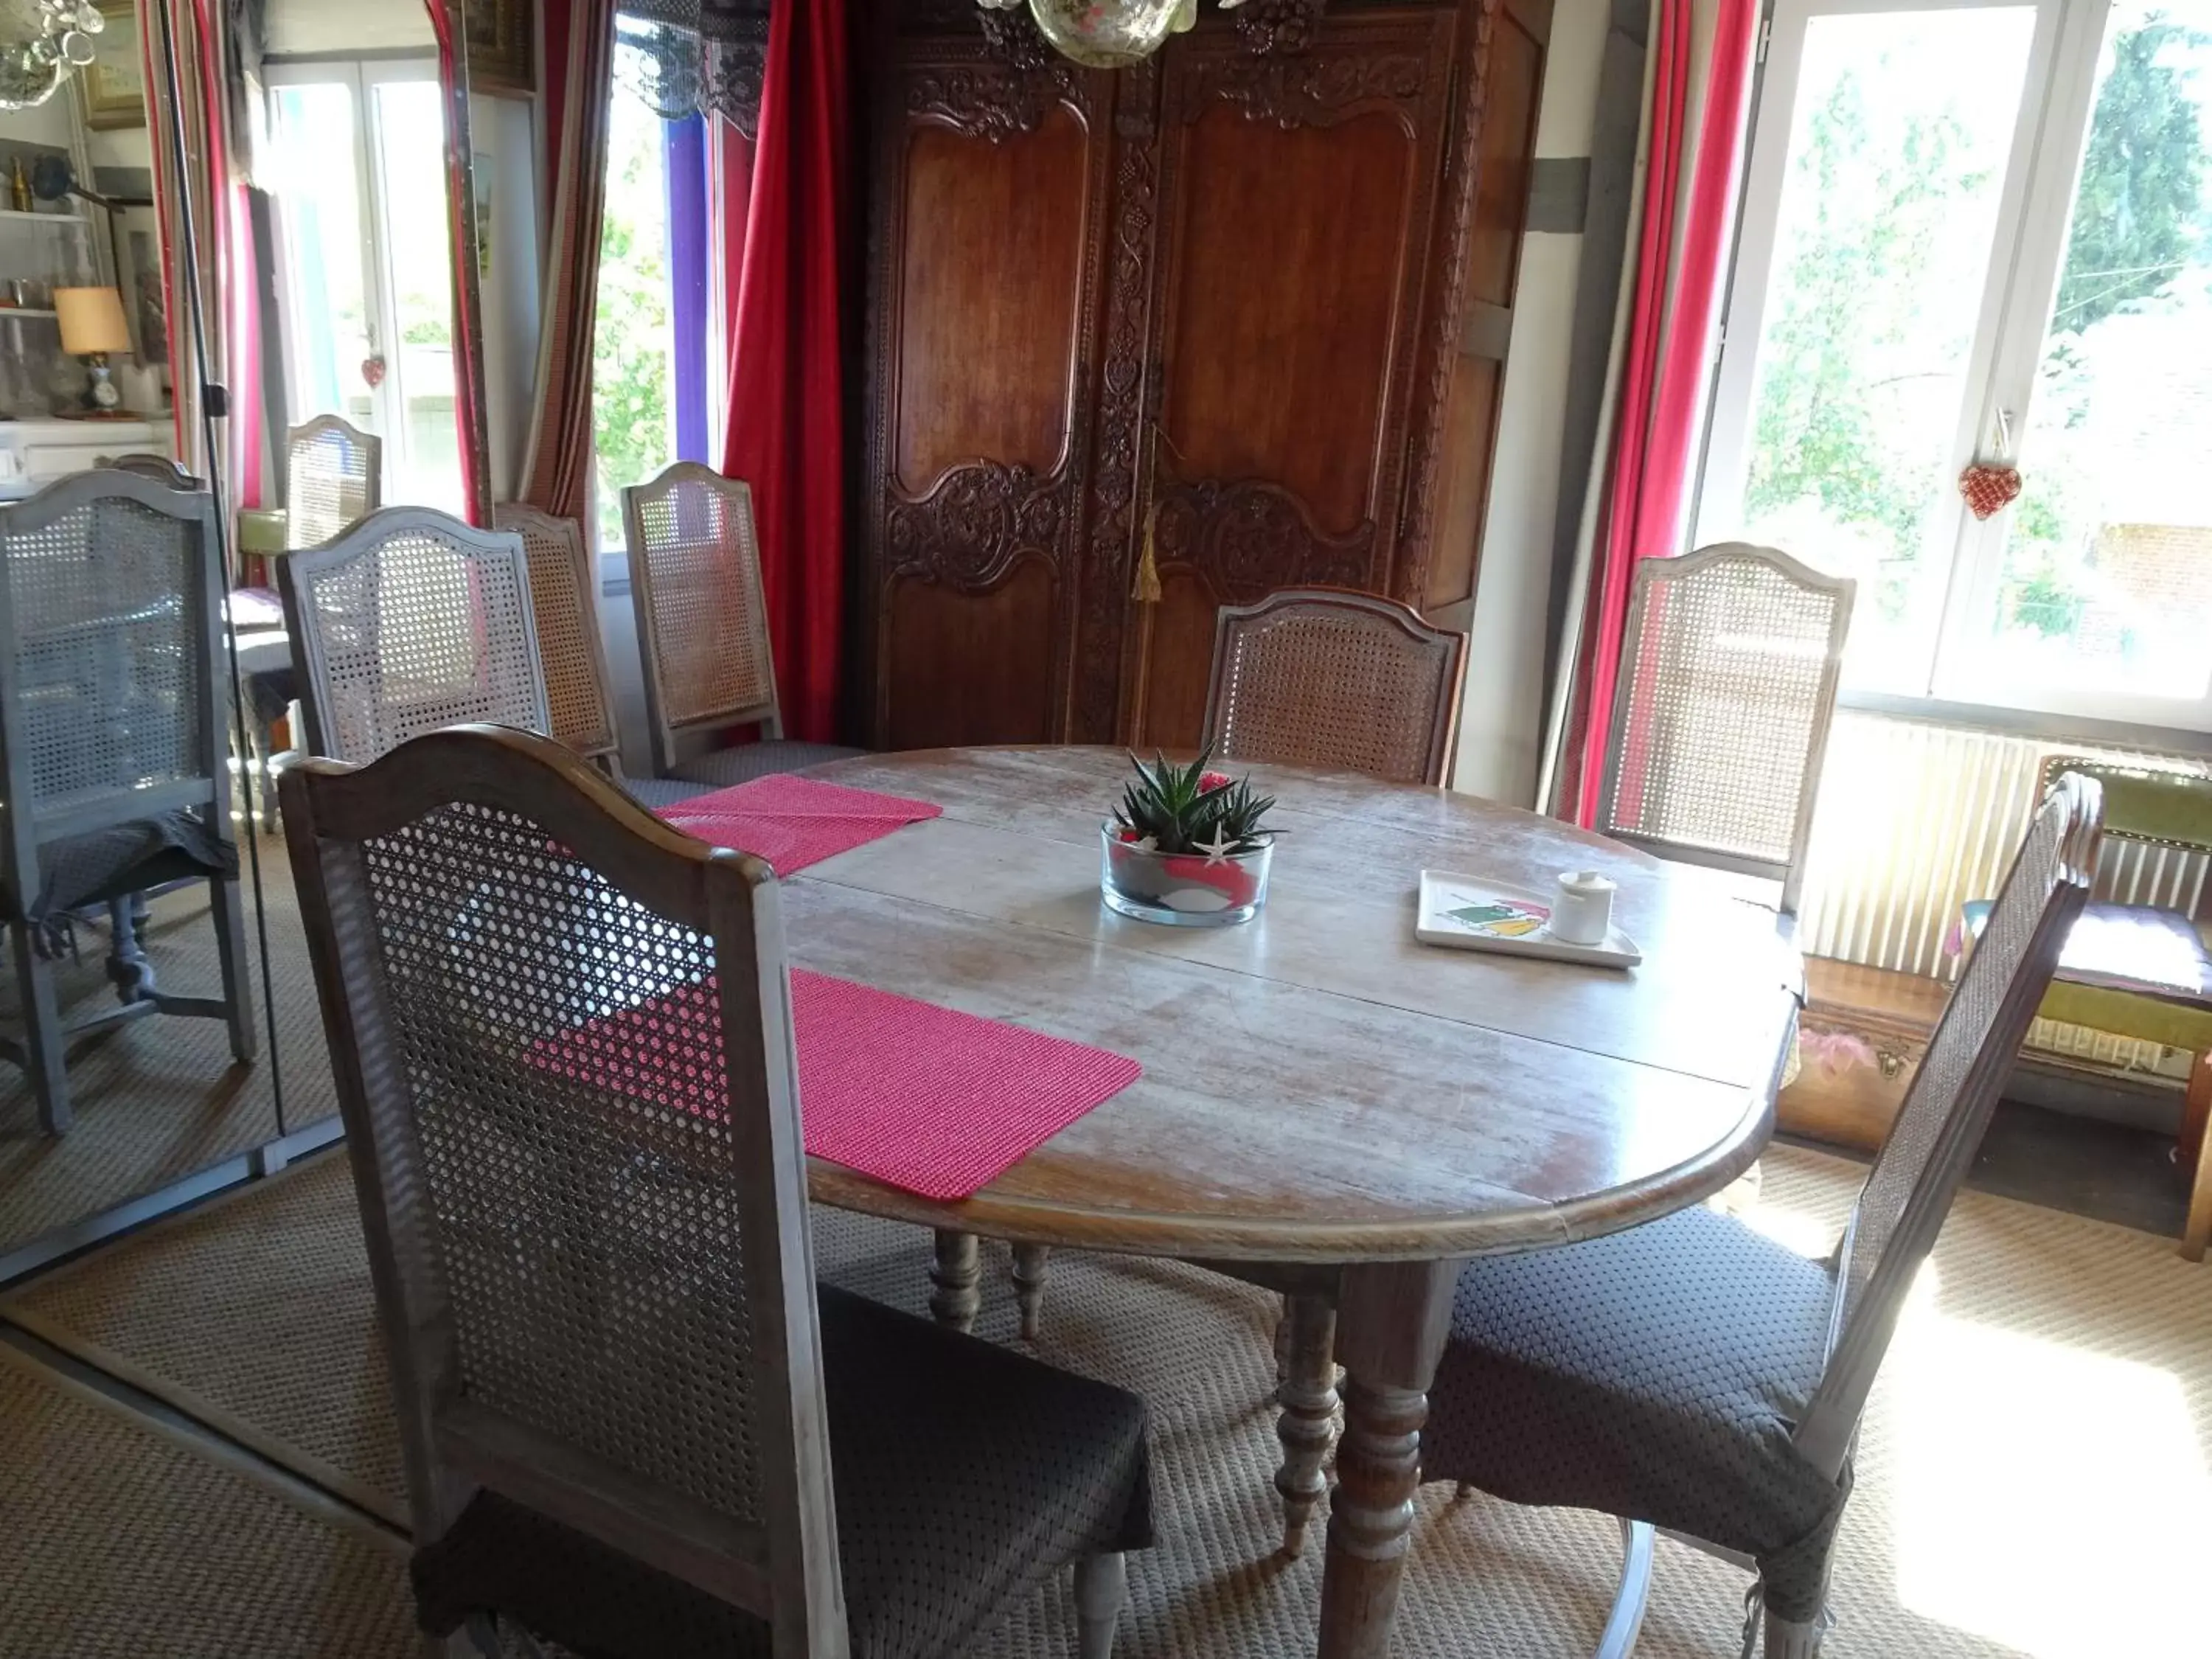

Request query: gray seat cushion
[
  {"left": 671, "top": 741, "right": 867, "bottom": 789},
  {"left": 1423, "top": 1203, "right": 1847, "bottom": 1621},
  {"left": 615, "top": 775, "right": 716, "bottom": 811},
  {"left": 411, "top": 1284, "right": 1152, "bottom": 1659}
]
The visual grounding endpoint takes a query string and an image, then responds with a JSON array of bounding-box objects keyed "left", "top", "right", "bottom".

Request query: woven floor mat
[
  {"left": 0, "top": 1340, "right": 415, "bottom": 1659},
  {"left": 7, "top": 1143, "right": 2208, "bottom": 1656}
]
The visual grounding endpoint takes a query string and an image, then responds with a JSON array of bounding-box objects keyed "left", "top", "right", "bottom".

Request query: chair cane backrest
[
  {"left": 491, "top": 504, "right": 619, "bottom": 764},
  {"left": 286, "top": 414, "right": 383, "bottom": 549},
  {"left": 0, "top": 473, "right": 230, "bottom": 905},
  {"left": 279, "top": 727, "right": 847, "bottom": 1650},
  {"left": 1599, "top": 544, "right": 1854, "bottom": 913},
  {"left": 1795, "top": 772, "right": 2101, "bottom": 1476},
  {"left": 108, "top": 453, "right": 201, "bottom": 491},
  {"left": 277, "top": 507, "right": 551, "bottom": 765},
  {"left": 1202, "top": 588, "right": 1467, "bottom": 786},
  {"left": 622, "top": 463, "right": 782, "bottom": 777}
]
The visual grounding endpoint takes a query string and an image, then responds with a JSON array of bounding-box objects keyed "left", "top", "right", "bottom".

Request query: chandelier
[
  {"left": 978, "top": 0, "right": 1257, "bottom": 71},
  {"left": 0, "top": 1, "right": 101, "bottom": 112}
]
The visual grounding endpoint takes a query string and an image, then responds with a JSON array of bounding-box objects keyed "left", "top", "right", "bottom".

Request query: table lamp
[{"left": 54, "top": 286, "right": 133, "bottom": 414}]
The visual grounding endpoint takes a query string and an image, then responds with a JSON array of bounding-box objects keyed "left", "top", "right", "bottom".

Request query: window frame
[{"left": 1698, "top": 0, "right": 2212, "bottom": 734}]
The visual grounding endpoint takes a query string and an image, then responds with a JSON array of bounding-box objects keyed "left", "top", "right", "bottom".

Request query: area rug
[
  {"left": 7, "top": 1144, "right": 2208, "bottom": 1658},
  {"left": 0, "top": 1341, "right": 416, "bottom": 1659}
]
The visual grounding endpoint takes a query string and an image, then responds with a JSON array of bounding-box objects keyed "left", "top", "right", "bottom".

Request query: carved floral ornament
[{"left": 975, "top": 0, "right": 1326, "bottom": 69}]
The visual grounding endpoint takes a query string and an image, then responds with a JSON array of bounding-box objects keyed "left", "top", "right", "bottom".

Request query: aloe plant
[{"left": 1110, "top": 750, "right": 1276, "bottom": 857}]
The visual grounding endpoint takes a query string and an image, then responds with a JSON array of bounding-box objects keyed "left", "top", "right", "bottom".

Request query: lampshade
[{"left": 55, "top": 285, "right": 130, "bottom": 355}]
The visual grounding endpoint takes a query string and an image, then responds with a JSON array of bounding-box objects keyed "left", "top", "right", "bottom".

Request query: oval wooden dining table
[{"left": 779, "top": 745, "right": 1803, "bottom": 1659}]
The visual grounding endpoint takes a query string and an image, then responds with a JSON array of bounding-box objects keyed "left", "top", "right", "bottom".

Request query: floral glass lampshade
[{"left": 1020, "top": 0, "right": 1200, "bottom": 70}]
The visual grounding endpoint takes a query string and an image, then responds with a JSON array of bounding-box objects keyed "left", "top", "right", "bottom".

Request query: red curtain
[
  {"left": 1554, "top": 0, "right": 1759, "bottom": 825},
  {"left": 720, "top": 0, "right": 853, "bottom": 744},
  {"left": 519, "top": 0, "right": 618, "bottom": 521}
]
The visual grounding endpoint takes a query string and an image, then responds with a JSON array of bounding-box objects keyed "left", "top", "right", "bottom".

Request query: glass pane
[
  {"left": 1975, "top": 2, "right": 2212, "bottom": 703},
  {"left": 267, "top": 82, "right": 375, "bottom": 431},
  {"left": 371, "top": 80, "right": 463, "bottom": 515},
  {"left": 1729, "top": 7, "right": 2038, "bottom": 689},
  {"left": 593, "top": 57, "right": 677, "bottom": 550}
]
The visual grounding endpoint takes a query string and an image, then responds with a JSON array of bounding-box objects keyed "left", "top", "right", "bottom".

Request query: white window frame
[
  {"left": 264, "top": 58, "right": 447, "bottom": 506},
  {"left": 1700, "top": 0, "right": 2212, "bottom": 734}
]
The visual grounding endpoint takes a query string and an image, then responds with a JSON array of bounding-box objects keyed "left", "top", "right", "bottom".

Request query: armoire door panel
[
  {"left": 1158, "top": 105, "right": 1416, "bottom": 538},
  {"left": 1127, "top": 566, "right": 1222, "bottom": 754},
  {"left": 884, "top": 557, "right": 1059, "bottom": 751},
  {"left": 894, "top": 105, "right": 1092, "bottom": 494}
]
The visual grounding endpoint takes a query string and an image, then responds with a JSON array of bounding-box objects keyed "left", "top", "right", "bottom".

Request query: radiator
[{"left": 1795, "top": 711, "right": 2211, "bottom": 1079}]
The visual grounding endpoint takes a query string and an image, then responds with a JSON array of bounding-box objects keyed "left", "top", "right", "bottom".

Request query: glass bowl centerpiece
[{"left": 1101, "top": 751, "right": 1277, "bottom": 928}]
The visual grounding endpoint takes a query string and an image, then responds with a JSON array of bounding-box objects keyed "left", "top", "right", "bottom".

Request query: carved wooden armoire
[{"left": 858, "top": 0, "right": 1551, "bottom": 752}]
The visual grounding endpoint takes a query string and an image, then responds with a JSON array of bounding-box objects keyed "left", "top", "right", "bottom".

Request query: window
[
  {"left": 1699, "top": 0, "right": 2212, "bottom": 729},
  {"left": 265, "top": 61, "right": 463, "bottom": 514}
]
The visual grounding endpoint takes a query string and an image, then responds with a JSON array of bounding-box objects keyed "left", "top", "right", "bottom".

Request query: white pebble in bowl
[{"left": 1161, "top": 887, "right": 1231, "bottom": 914}]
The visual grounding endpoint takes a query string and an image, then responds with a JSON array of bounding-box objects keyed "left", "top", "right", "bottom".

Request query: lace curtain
[{"left": 615, "top": 0, "right": 768, "bottom": 134}]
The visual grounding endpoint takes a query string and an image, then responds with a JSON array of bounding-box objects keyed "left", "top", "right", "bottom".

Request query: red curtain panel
[
  {"left": 1557, "top": 0, "right": 1759, "bottom": 825},
  {"left": 720, "top": 0, "right": 854, "bottom": 745},
  {"left": 425, "top": 0, "right": 490, "bottom": 524},
  {"left": 520, "top": 0, "right": 619, "bottom": 523}
]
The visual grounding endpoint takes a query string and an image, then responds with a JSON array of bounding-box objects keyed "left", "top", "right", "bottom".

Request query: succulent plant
[{"left": 1110, "top": 749, "right": 1276, "bottom": 857}]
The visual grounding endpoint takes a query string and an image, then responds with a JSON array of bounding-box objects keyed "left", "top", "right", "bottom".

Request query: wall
[
  {"left": 1450, "top": 0, "right": 1615, "bottom": 805},
  {"left": 473, "top": 91, "right": 541, "bottom": 504}
]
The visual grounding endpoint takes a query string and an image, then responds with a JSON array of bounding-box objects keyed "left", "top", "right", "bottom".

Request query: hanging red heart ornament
[
  {"left": 361, "top": 355, "right": 387, "bottom": 389},
  {"left": 1958, "top": 462, "right": 2023, "bottom": 521}
]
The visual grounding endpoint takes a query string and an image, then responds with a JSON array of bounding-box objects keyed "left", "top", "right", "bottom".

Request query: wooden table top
[{"left": 787, "top": 746, "right": 1802, "bottom": 1263}]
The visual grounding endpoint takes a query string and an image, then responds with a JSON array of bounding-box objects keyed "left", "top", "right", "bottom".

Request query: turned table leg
[
  {"left": 1318, "top": 1257, "right": 1461, "bottom": 1659},
  {"left": 1275, "top": 1291, "right": 1338, "bottom": 1558},
  {"left": 1011, "top": 1242, "right": 1051, "bottom": 1339},
  {"left": 929, "top": 1229, "right": 981, "bottom": 1332}
]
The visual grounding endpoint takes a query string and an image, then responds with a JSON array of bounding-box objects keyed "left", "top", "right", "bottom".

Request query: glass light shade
[
  {"left": 1026, "top": 0, "right": 1196, "bottom": 69},
  {"left": 55, "top": 285, "right": 130, "bottom": 355}
]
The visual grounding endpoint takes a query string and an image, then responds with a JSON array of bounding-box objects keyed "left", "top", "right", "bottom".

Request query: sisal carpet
[
  {"left": 8, "top": 1143, "right": 2208, "bottom": 1657},
  {"left": 0, "top": 838, "right": 343, "bottom": 1259},
  {"left": 0, "top": 1341, "right": 416, "bottom": 1658}
]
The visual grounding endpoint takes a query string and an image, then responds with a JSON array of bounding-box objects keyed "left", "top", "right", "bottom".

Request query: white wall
[
  {"left": 474, "top": 92, "right": 541, "bottom": 504},
  {"left": 1450, "top": 0, "right": 1613, "bottom": 806}
]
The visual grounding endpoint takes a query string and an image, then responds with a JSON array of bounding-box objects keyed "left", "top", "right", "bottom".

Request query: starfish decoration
[{"left": 1197, "top": 824, "right": 1237, "bottom": 866}]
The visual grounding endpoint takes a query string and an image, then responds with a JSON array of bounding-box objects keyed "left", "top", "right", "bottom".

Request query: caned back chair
[
  {"left": 285, "top": 414, "right": 383, "bottom": 549},
  {"left": 0, "top": 473, "right": 254, "bottom": 1133},
  {"left": 1202, "top": 588, "right": 1467, "bottom": 786},
  {"left": 490, "top": 504, "right": 619, "bottom": 765},
  {"left": 621, "top": 462, "right": 860, "bottom": 787},
  {"left": 623, "top": 463, "right": 782, "bottom": 777},
  {"left": 1599, "top": 545, "right": 1854, "bottom": 914},
  {"left": 279, "top": 726, "right": 1150, "bottom": 1659},
  {"left": 276, "top": 507, "right": 550, "bottom": 765},
  {"left": 1425, "top": 772, "right": 2100, "bottom": 1658},
  {"left": 108, "top": 453, "right": 201, "bottom": 490}
]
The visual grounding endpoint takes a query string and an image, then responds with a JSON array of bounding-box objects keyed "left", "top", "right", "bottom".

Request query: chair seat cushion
[
  {"left": 1423, "top": 1203, "right": 1846, "bottom": 1619},
  {"left": 615, "top": 775, "right": 717, "bottom": 811},
  {"left": 3, "top": 811, "right": 235, "bottom": 925},
  {"left": 671, "top": 741, "right": 868, "bottom": 789},
  {"left": 411, "top": 1284, "right": 1152, "bottom": 1659}
]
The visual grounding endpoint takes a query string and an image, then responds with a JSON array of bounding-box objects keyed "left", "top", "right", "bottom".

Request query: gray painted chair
[
  {"left": 0, "top": 472, "right": 254, "bottom": 1134},
  {"left": 276, "top": 506, "right": 550, "bottom": 765},
  {"left": 285, "top": 413, "right": 382, "bottom": 551},
  {"left": 279, "top": 725, "right": 1150, "bottom": 1659},
  {"left": 621, "top": 462, "right": 861, "bottom": 787},
  {"left": 1424, "top": 771, "right": 2102, "bottom": 1657},
  {"left": 108, "top": 453, "right": 201, "bottom": 490},
  {"left": 1599, "top": 544, "right": 1855, "bottom": 914}
]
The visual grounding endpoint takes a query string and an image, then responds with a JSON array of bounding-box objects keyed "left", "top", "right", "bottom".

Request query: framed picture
[
  {"left": 77, "top": 1, "right": 146, "bottom": 131},
  {"left": 464, "top": 0, "right": 535, "bottom": 97},
  {"left": 114, "top": 211, "right": 169, "bottom": 366}
]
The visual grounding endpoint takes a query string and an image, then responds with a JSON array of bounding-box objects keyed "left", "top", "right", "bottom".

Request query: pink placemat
[
  {"left": 531, "top": 970, "right": 1141, "bottom": 1200},
  {"left": 656, "top": 774, "right": 941, "bottom": 874}
]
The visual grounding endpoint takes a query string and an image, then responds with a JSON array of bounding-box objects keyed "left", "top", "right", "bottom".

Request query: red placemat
[
  {"left": 530, "top": 970, "right": 1141, "bottom": 1200},
  {"left": 656, "top": 774, "right": 941, "bottom": 874}
]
